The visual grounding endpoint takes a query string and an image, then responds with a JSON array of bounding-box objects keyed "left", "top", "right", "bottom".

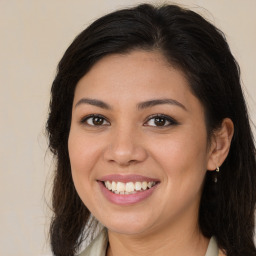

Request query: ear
[{"left": 207, "top": 118, "right": 234, "bottom": 171}]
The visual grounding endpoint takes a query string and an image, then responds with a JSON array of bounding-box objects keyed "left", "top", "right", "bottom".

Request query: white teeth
[
  {"left": 135, "top": 182, "right": 142, "bottom": 191},
  {"left": 126, "top": 182, "right": 135, "bottom": 192},
  {"left": 142, "top": 181, "right": 148, "bottom": 190},
  {"left": 116, "top": 182, "right": 125, "bottom": 192},
  {"left": 104, "top": 181, "right": 157, "bottom": 194},
  {"left": 147, "top": 181, "right": 153, "bottom": 188},
  {"left": 105, "top": 181, "right": 112, "bottom": 190},
  {"left": 111, "top": 181, "right": 117, "bottom": 191}
]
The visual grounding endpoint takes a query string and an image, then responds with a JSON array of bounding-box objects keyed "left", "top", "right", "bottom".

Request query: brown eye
[
  {"left": 154, "top": 117, "right": 166, "bottom": 126},
  {"left": 144, "top": 114, "right": 177, "bottom": 127},
  {"left": 82, "top": 115, "right": 110, "bottom": 126},
  {"left": 92, "top": 116, "right": 104, "bottom": 125}
]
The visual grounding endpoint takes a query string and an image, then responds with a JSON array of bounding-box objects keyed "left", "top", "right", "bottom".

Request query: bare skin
[
  {"left": 107, "top": 217, "right": 209, "bottom": 256},
  {"left": 68, "top": 50, "right": 233, "bottom": 256}
]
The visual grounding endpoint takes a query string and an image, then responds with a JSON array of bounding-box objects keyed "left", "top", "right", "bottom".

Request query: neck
[{"left": 107, "top": 221, "right": 209, "bottom": 256}]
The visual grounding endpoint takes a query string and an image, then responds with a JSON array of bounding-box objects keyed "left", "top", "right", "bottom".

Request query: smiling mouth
[{"left": 102, "top": 181, "right": 158, "bottom": 195}]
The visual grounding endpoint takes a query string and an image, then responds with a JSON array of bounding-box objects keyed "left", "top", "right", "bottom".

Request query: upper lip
[{"left": 98, "top": 174, "right": 160, "bottom": 183}]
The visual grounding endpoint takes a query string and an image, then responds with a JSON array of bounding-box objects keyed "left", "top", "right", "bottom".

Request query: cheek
[
  {"left": 69, "top": 128, "right": 99, "bottom": 172},
  {"left": 152, "top": 129, "right": 207, "bottom": 165},
  {"left": 68, "top": 127, "right": 102, "bottom": 197},
  {"left": 68, "top": 129, "right": 105, "bottom": 213},
  {"left": 149, "top": 133, "right": 208, "bottom": 215},
  {"left": 148, "top": 127, "right": 208, "bottom": 189}
]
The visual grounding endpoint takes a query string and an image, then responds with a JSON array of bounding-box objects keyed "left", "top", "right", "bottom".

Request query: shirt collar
[{"left": 79, "top": 229, "right": 219, "bottom": 256}]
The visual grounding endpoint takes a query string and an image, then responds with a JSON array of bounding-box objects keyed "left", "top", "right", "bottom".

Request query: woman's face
[{"left": 68, "top": 50, "right": 214, "bottom": 236}]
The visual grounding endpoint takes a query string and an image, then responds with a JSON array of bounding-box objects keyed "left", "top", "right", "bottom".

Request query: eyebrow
[
  {"left": 75, "top": 98, "right": 187, "bottom": 111},
  {"left": 137, "top": 98, "right": 187, "bottom": 111},
  {"left": 75, "top": 98, "right": 111, "bottom": 109}
]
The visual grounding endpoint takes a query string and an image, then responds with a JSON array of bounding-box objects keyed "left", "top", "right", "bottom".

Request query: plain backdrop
[{"left": 0, "top": 0, "right": 255, "bottom": 255}]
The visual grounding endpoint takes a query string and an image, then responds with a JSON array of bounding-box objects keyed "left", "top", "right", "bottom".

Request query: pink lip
[
  {"left": 98, "top": 174, "right": 159, "bottom": 183},
  {"left": 98, "top": 175, "right": 160, "bottom": 206}
]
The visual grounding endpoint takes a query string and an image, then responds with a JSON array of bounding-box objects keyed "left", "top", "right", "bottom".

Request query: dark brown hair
[{"left": 46, "top": 4, "right": 256, "bottom": 256}]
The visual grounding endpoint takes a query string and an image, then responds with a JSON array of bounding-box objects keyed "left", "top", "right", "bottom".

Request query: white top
[{"left": 79, "top": 229, "right": 220, "bottom": 256}]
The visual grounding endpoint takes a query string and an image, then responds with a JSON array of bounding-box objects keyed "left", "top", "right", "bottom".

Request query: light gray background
[{"left": 0, "top": 0, "right": 255, "bottom": 255}]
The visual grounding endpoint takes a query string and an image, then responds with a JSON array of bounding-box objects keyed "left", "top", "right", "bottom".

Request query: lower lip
[{"left": 98, "top": 181, "right": 159, "bottom": 205}]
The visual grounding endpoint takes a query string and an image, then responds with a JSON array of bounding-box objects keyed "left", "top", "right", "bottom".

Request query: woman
[{"left": 46, "top": 3, "right": 256, "bottom": 256}]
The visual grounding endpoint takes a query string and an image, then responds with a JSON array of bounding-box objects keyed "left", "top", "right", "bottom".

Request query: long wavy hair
[{"left": 46, "top": 4, "right": 256, "bottom": 256}]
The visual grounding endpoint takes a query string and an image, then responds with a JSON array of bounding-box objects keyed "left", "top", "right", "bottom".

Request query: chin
[
  {"left": 100, "top": 214, "right": 155, "bottom": 236},
  {"left": 107, "top": 224, "right": 149, "bottom": 236}
]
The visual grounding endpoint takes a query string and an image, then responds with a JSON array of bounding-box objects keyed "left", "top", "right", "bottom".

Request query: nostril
[{"left": 103, "top": 143, "right": 148, "bottom": 165}]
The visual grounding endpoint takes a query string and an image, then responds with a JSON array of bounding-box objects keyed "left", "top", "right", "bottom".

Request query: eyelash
[
  {"left": 80, "top": 114, "right": 110, "bottom": 126},
  {"left": 144, "top": 114, "right": 178, "bottom": 127},
  {"left": 80, "top": 114, "right": 178, "bottom": 127}
]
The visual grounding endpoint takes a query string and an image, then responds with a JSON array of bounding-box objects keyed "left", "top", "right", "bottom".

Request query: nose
[{"left": 103, "top": 127, "right": 148, "bottom": 166}]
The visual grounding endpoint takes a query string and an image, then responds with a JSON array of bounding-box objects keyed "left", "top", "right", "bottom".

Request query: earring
[{"left": 214, "top": 166, "right": 220, "bottom": 183}]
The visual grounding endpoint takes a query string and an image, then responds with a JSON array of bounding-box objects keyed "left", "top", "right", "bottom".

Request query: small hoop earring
[{"left": 216, "top": 166, "right": 220, "bottom": 172}]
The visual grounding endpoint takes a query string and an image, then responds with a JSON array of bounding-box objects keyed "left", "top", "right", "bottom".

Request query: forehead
[{"left": 74, "top": 50, "right": 192, "bottom": 100}]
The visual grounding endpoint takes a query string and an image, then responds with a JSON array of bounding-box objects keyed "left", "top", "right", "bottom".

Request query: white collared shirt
[{"left": 79, "top": 229, "right": 220, "bottom": 256}]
